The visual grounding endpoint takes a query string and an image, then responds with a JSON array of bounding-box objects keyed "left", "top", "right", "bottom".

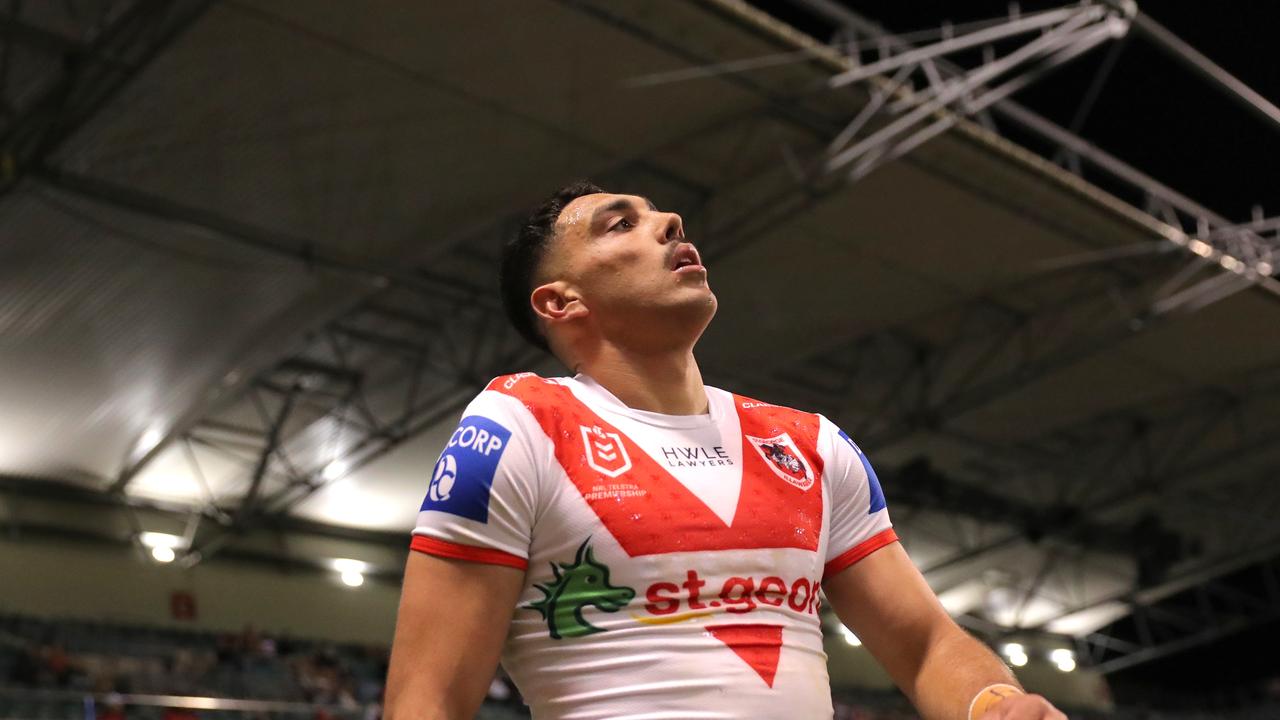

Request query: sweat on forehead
[{"left": 557, "top": 193, "right": 658, "bottom": 232}]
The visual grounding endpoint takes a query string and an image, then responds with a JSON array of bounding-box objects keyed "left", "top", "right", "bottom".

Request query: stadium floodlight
[
  {"left": 839, "top": 625, "right": 862, "bottom": 647},
  {"left": 139, "top": 426, "right": 164, "bottom": 451},
  {"left": 334, "top": 558, "right": 368, "bottom": 587},
  {"left": 1001, "top": 642, "right": 1029, "bottom": 667},
  {"left": 139, "top": 532, "right": 184, "bottom": 563},
  {"left": 1218, "top": 255, "right": 1240, "bottom": 272},
  {"left": 332, "top": 558, "right": 368, "bottom": 573},
  {"left": 322, "top": 459, "right": 349, "bottom": 481},
  {"left": 1050, "top": 648, "right": 1077, "bottom": 672},
  {"left": 139, "top": 532, "right": 183, "bottom": 549}
]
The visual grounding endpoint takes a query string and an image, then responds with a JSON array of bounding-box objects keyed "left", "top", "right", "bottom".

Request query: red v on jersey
[
  {"left": 489, "top": 375, "right": 824, "bottom": 557},
  {"left": 707, "top": 624, "right": 784, "bottom": 688}
]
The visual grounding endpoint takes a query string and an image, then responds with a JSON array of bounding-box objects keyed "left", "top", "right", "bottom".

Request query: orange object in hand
[{"left": 969, "top": 683, "right": 1025, "bottom": 720}]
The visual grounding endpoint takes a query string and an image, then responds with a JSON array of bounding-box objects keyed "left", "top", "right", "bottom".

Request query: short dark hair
[{"left": 499, "top": 180, "right": 606, "bottom": 353}]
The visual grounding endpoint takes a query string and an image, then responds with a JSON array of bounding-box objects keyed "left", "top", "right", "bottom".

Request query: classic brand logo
[
  {"left": 659, "top": 445, "right": 732, "bottom": 468},
  {"left": 582, "top": 424, "right": 632, "bottom": 477},
  {"left": 746, "top": 432, "right": 814, "bottom": 490},
  {"left": 501, "top": 372, "right": 538, "bottom": 390},
  {"left": 525, "top": 539, "right": 635, "bottom": 640}
]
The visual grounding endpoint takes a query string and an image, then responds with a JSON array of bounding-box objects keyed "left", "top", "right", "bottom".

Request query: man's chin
[
  {"left": 669, "top": 288, "right": 716, "bottom": 313},
  {"left": 666, "top": 292, "right": 718, "bottom": 332}
]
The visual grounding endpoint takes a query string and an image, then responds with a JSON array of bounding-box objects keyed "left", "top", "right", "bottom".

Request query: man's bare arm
[
  {"left": 384, "top": 551, "right": 525, "bottom": 720},
  {"left": 824, "top": 542, "right": 1060, "bottom": 720}
]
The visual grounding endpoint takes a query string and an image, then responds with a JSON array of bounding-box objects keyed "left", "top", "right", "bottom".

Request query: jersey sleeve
[
  {"left": 819, "top": 415, "right": 897, "bottom": 579},
  {"left": 410, "top": 389, "right": 544, "bottom": 571}
]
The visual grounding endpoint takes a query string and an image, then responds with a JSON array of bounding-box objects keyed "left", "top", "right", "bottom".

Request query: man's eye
[{"left": 611, "top": 219, "right": 634, "bottom": 232}]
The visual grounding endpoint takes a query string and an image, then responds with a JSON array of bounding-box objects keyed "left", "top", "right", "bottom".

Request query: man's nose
[{"left": 661, "top": 212, "right": 684, "bottom": 242}]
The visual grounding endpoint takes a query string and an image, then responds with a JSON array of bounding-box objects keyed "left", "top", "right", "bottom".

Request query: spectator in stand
[
  {"left": 9, "top": 644, "right": 39, "bottom": 686},
  {"left": 363, "top": 689, "right": 383, "bottom": 720},
  {"left": 45, "top": 644, "right": 72, "bottom": 686},
  {"left": 239, "top": 625, "right": 262, "bottom": 657},
  {"left": 337, "top": 677, "right": 359, "bottom": 710},
  {"left": 97, "top": 693, "right": 127, "bottom": 720},
  {"left": 215, "top": 633, "right": 240, "bottom": 668}
]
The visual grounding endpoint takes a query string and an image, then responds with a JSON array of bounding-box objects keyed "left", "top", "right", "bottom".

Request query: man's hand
[
  {"left": 978, "top": 693, "right": 1067, "bottom": 720},
  {"left": 824, "top": 542, "right": 1065, "bottom": 720}
]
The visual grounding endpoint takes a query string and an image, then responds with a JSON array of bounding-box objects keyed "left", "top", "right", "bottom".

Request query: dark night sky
[
  {"left": 745, "top": 0, "right": 1280, "bottom": 705},
  {"left": 751, "top": 1, "right": 1280, "bottom": 222}
]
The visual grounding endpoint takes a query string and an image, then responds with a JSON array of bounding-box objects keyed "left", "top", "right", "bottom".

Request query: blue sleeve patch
[
  {"left": 838, "top": 428, "right": 887, "bottom": 514},
  {"left": 421, "top": 415, "right": 512, "bottom": 523}
]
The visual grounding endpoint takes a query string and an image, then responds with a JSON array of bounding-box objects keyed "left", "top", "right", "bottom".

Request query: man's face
[{"left": 538, "top": 192, "right": 716, "bottom": 344}]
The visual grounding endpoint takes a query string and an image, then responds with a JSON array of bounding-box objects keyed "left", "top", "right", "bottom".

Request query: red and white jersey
[{"left": 411, "top": 373, "right": 895, "bottom": 720}]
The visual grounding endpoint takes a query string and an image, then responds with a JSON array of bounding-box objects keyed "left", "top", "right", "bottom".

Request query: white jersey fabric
[{"left": 411, "top": 372, "right": 896, "bottom": 720}]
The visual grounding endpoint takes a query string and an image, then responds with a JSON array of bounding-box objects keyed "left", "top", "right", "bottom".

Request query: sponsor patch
[{"left": 421, "top": 415, "right": 511, "bottom": 522}]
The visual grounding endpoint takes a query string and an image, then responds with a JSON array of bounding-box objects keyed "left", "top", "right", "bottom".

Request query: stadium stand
[{"left": 0, "top": 614, "right": 1276, "bottom": 720}]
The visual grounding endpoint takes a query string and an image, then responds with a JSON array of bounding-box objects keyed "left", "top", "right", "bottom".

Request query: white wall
[{"left": 0, "top": 538, "right": 402, "bottom": 644}]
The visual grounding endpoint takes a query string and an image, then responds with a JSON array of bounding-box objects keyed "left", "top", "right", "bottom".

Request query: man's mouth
[{"left": 670, "top": 243, "right": 704, "bottom": 273}]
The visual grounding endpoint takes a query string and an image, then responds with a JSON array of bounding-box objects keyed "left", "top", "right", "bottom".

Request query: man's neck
[{"left": 575, "top": 345, "right": 708, "bottom": 416}]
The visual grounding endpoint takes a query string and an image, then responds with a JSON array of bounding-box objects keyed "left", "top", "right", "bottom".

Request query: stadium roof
[{"left": 1, "top": 0, "right": 1277, "bottom": 680}]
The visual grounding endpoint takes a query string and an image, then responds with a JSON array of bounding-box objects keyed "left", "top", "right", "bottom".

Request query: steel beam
[
  {"left": 911, "top": 369, "right": 1280, "bottom": 577},
  {"left": 55, "top": 97, "right": 749, "bottom": 496},
  {"left": 1125, "top": 10, "right": 1280, "bottom": 131},
  {"left": 827, "top": 6, "right": 1087, "bottom": 88},
  {"left": 0, "top": 1, "right": 212, "bottom": 192},
  {"left": 233, "top": 384, "right": 302, "bottom": 524},
  {"left": 1079, "top": 545, "right": 1280, "bottom": 673},
  {"left": 776, "top": 0, "right": 1279, "bottom": 290},
  {"left": 178, "top": 285, "right": 546, "bottom": 567}
]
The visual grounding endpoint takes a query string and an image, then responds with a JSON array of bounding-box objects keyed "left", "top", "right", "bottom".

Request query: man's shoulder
[
  {"left": 459, "top": 374, "right": 564, "bottom": 448},
  {"left": 481, "top": 372, "right": 577, "bottom": 410},
  {"left": 484, "top": 371, "right": 559, "bottom": 395},
  {"left": 714, "top": 385, "right": 823, "bottom": 422}
]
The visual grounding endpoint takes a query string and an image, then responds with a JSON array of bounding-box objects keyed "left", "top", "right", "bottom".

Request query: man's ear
[{"left": 530, "top": 281, "right": 588, "bottom": 327}]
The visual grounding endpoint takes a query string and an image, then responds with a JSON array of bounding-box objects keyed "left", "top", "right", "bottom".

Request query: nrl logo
[
  {"left": 581, "top": 424, "right": 632, "bottom": 478},
  {"left": 747, "top": 433, "right": 815, "bottom": 490},
  {"left": 525, "top": 539, "right": 635, "bottom": 640}
]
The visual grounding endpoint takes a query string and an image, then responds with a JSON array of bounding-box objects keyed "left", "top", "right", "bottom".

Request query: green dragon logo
[{"left": 525, "top": 539, "right": 635, "bottom": 639}]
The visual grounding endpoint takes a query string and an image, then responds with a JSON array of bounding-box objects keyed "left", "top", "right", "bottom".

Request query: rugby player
[{"left": 385, "top": 182, "right": 1066, "bottom": 720}]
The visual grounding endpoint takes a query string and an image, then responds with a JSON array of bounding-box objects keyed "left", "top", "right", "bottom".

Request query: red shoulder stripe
[
  {"left": 822, "top": 528, "right": 898, "bottom": 579},
  {"left": 410, "top": 535, "right": 528, "bottom": 570}
]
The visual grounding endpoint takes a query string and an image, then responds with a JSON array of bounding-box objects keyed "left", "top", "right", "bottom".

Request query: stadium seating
[{"left": 1, "top": 613, "right": 1276, "bottom": 720}]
